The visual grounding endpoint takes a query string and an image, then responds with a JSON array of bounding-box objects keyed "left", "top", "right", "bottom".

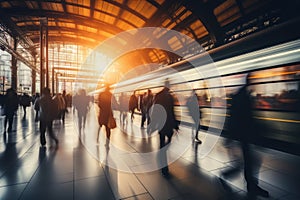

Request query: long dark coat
[
  {"left": 97, "top": 90, "right": 117, "bottom": 126},
  {"left": 152, "top": 87, "right": 178, "bottom": 137},
  {"left": 229, "top": 86, "right": 254, "bottom": 142}
]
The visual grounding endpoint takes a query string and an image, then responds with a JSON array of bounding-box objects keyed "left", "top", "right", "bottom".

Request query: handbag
[{"left": 108, "top": 115, "right": 117, "bottom": 129}]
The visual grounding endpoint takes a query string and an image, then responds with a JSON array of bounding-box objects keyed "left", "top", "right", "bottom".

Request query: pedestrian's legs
[
  {"left": 23, "top": 105, "right": 26, "bottom": 115},
  {"left": 105, "top": 126, "right": 111, "bottom": 139},
  {"left": 7, "top": 114, "right": 14, "bottom": 132},
  {"left": 130, "top": 109, "right": 134, "bottom": 120},
  {"left": 159, "top": 132, "right": 169, "bottom": 176},
  {"left": 141, "top": 111, "right": 146, "bottom": 127},
  {"left": 78, "top": 114, "right": 83, "bottom": 130},
  {"left": 61, "top": 110, "right": 65, "bottom": 123},
  {"left": 242, "top": 142, "right": 257, "bottom": 188},
  {"left": 35, "top": 110, "right": 39, "bottom": 121},
  {"left": 83, "top": 114, "right": 87, "bottom": 129},
  {"left": 40, "top": 120, "right": 47, "bottom": 146},
  {"left": 47, "top": 120, "right": 58, "bottom": 145},
  {"left": 105, "top": 126, "right": 111, "bottom": 147},
  {"left": 4, "top": 116, "right": 8, "bottom": 132},
  {"left": 146, "top": 111, "right": 151, "bottom": 125}
]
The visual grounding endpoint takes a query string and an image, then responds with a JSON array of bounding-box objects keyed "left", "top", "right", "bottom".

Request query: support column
[
  {"left": 32, "top": 70, "right": 36, "bottom": 95},
  {"left": 52, "top": 67, "right": 54, "bottom": 94},
  {"left": 31, "top": 56, "right": 37, "bottom": 95},
  {"left": 11, "top": 38, "right": 18, "bottom": 91},
  {"left": 56, "top": 73, "right": 59, "bottom": 94},
  {"left": 45, "top": 19, "right": 49, "bottom": 88},
  {"left": 40, "top": 20, "right": 44, "bottom": 91}
]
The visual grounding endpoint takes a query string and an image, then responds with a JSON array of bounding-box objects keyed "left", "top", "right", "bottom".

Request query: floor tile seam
[
  {"left": 98, "top": 164, "right": 120, "bottom": 200},
  {"left": 17, "top": 153, "right": 47, "bottom": 200},
  {"left": 262, "top": 167, "right": 300, "bottom": 179},
  {"left": 220, "top": 176, "right": 294, "bottom": 198},
  {"left": 119, "top": 192, "right": 151, "bottom": 200},
  {"left": 0, "top": 138, "right": 40, "bottom": 180},
  {"left": 73, "top": 174, "right": 107, "bottom": 182},
  {"left": 73, "top": 135, "right": 115, "bottom": 199},
  {"left": 257, "top": 167, "right": 300, "bottom": 180},
  {"left": 18, "top": 137, "right": 40, "bottom": 157},
  {"left": 257, "top": 178, "right": 299, "bottom": 198},
  {"left": 125, "top": 170, "right": 156, "bottom": 200},
  {"left": 0, "top": 182, "right": 28, "bottom": 188},
  {"left": 180, "top": 156, "right": 212, "bottom": 173}
]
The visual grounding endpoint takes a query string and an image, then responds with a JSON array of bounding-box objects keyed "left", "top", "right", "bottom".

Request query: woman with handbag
[{"left": 97, "top": 85, "right": 118, "bottom": 144}]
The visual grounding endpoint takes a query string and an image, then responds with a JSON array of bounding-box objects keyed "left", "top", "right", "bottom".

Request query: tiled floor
[{"left": 0, "top": 105, "right": 300, "bottom": 200}]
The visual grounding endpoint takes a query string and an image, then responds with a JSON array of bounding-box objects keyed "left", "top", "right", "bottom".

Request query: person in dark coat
[
  {"left": 33, "top": 93, "right": 40, "bottom": 122},
  {"left": 73, "top": 89, "right": 90, "bottom": 132},
  {"left": 129, "top": 91, "right": 138, "bottom": 121},
  {"left": 225, "top": 74, "right": 269, "bottom": 198},
  {"left": 140, "top": 92, "right": 147, "bottom": 128},
  {"left": 151, "top": 79, "right": 179, "bottom": 177},
  {"left": 145, "top": 89, "right": 153, "bottom": 125},
  {"left": 2, "top": 88, "right": 19, "bottom": 133},
  {"left": 119, "top": 92, "right": 128, "bottom": 126},
  {"left": 20, "top": 93, "right": 31, "bottom": 116},
  {"left": 186, "top": 89, "right": 202, "bottom": 143},
  {"left": 97, "top": 85, "right": 118, "bottom": 144},
  {"left": 39, "top": 87, "right": 59, "bottom": 147}
]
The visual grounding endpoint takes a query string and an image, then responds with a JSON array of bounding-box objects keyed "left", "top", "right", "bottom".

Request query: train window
[{"left": 251, "top": 64, "right": 300, "bottom": 83}]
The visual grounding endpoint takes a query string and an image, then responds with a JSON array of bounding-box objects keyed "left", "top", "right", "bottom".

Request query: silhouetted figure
[
  {"left": 140, "top": 92, "right": 146, "bottom": 128},
  {"left": 73, "top": 89, "right": 90, "bottom": 132},
  {"left": 141, "top": 90, "right": 153, "bottom": 128},
  {"left": 61, "top": 90, "right": 68, "bottom": 123},
  {"left": 145, "top": 89, "right": 153, "bottom": 124},
  {"left": 152, "top": 79, "right": 179, "bottom": 177},
  {"left": 97, "top": 85, "right": 118, "bottom": 145},
  {"left": 53, "top": 93, "right": 66, "bottom": 123},
  {"left": 33, "top": 93, "right": 40, "bottom": 121},
  {"left": 225, "top": 74, "right": 269, "bottom": 198},
  {"left": 73, "top": 89, "right": 90, "bottom": 131},
  {"left": 129, "top": 91, "right": 138, "bottom": 121},
  {"left": 119, "top": 92, "right": 128, "bottom": 126},
  {"left": 20, "top": 93, "right": 31, "bottom": 116},
  {"left": 2, "top": 88, "right": 18, "bottom": 133},
  {"left": 39, "top": 87, "right": 59, "bottom": 147},
  {"left": 186, "top": 89, "right": 202, "bottom": 144}
]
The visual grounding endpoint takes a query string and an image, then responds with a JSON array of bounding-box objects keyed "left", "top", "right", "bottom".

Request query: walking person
[
  {"left": 140, "top": 92, "right": 147, "bottom": 128},
  {"left": 129, "top": 91, "right": 138, "bottom": 121},
  {"left": 97, "top": 85, "right": 118, "bottom": 145},
  {"left": 2, "top": 88, "right": 19, "bottom": 133},
  {"left": 73, "top": 89, "right": 90, "bottom": 132},
  {"left": 53, "top": 93, "right": 66, "bottom": 123},
  {"left": 61, "top": 90, "right": 68, "bottom": 123},
  {"left": 20, "top": 93, "right": 31, "bottom": 117},
  {"left": 39, "top": 87, "right": 59, "bottom": 147},
  {"left": 119, "top": 92, "right": 128, "bottom": 126},
  {"left": 145, "top": 89, "right": 154, "bottom": 125},
  {"left": 33, "top": 93, "right": 40, "bottom": 121},
  {"left": 186, "top": 89, "right": 202, "bottom": 143},
  {"left": 224, "top": 74, "right": 269, "bottom": 198},
  {"left": 151, "top": 79, "right": 179, "bottom": 177}
]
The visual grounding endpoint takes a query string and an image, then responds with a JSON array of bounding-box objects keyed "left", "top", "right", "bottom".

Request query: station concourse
[{"left": 1, "top": 1, "right": 300, "bottom": 200}]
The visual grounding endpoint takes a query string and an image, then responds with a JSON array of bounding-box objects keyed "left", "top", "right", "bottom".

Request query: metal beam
[
  {"left": 0, "top": 8, "right": 36, "bottom": 55},
  {"left": 20, "top": 26, "right": 107, "bottom": 42},
  {"left": 3, "top": 8, "right": 127, "bottom": 34},
  {"left": 0, "top": 39, "right": 37, "bottom": 72},
  {"left": 182, "top": 0, "right": 225, "bottom": 47}
]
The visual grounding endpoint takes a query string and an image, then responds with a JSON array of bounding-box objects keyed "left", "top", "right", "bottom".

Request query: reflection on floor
[{"left": 0, "top": 105, "right": 300, "bottom": 200}]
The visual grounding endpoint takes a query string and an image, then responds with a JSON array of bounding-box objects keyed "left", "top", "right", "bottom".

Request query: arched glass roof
[{"left": 0, "top": 0, "right": 299, "bottom": 89}]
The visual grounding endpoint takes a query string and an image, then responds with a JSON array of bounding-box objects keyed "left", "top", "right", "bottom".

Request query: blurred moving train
[{"left": 92, "top": 38, "right": 300, "bottom": 155}]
